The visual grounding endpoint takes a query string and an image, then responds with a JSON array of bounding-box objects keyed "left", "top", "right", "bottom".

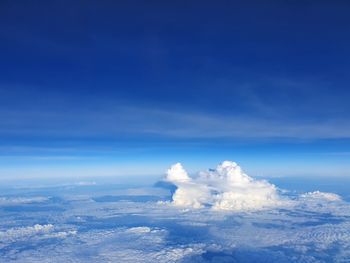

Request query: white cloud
[
  {"left": 126, "top": 227, "right": 153, "bottom": 234},
  {"left": 0, "top": 224, "right": 54, "bottom": 242},
  {"left": 1, "top": 168, "right": 350, "bottom": 263},
  {"left": 0, "top": 196, "right": 48, "bottom": 205},
  {"left": 0, "top": 224, "right": 77, "bottom": 245},
  {"left": 166, "top": 163, "right": 191, "bottom": 183},
  {"left": 1, "top": 189, "right": 350, "bottom": 263},
  {"left": 164, "top": 161, "right": 282, "bottom": 211},
  {"left": 75, "top": 181, "right": 97, "bottom": 186},
  {"left": 300, "top": 191, "right": 342, "bottom": 201}
]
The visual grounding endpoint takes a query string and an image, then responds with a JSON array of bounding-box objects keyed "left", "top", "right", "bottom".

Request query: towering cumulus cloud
[{"left": 165, "top": 161, "right": 280, "bottom": 211}]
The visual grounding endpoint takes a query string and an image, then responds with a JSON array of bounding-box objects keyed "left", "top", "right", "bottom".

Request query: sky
[{"left": 0, "top": 1, "right": 350, "bottom": 180}]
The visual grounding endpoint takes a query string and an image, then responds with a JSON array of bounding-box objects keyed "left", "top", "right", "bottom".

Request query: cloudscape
[{"left": 1, "top": 1, "right": 350, "bottom": 262}]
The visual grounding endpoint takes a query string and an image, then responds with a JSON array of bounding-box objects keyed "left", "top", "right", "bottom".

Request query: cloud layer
[
  {"left": 165, "top": 161, "right": 281, "bottom": 211},
  {"left": 1, "top": 178, "right": 350, "bottom": 262}
]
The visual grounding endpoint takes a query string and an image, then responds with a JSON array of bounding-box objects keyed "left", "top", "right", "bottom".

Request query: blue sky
[{"left": 0, "top": 1, "right": 350, "bottom": 180}]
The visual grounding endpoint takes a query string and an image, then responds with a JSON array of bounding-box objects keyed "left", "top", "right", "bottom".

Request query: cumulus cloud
[
  {"left": 166, "top": 163, "right": 191, "bottom": 183},
  {"left": 164, "top": 161, "right": 281, "bottom": 211},
  {"left": 300, "top": 191, "right": 342, "bottom": 201},
  {"left": 0, "top": 224, "right": 54, "bottom": 242},
  {"left": 1, "top": 181, "right": 350, "bottom": 263},
  {"left": 0, "top": 224, "right": 77, "bottom": 244}
]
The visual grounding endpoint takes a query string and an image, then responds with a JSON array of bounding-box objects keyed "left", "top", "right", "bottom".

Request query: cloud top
[
  {"left": 300, "top": 191, "right": 342, "bottom": 201},
  {"left": 165, "top": 161, "right": 281, "bottom": 211},
  {"left": 166, "top": 163, "right": 191, "bottom": 183},
  {"left": 0, "top": 224, "right": 53, "bottom": 242}
]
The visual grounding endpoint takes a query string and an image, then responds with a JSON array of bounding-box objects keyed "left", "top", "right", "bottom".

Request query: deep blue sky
[{"left": 1, "top": 1, "right": 350, "bottom": 180}]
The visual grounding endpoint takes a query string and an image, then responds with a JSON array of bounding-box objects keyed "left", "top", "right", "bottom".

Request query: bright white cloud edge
[{"left": 164, "top": 161, "right": 341, "bottom": 211}]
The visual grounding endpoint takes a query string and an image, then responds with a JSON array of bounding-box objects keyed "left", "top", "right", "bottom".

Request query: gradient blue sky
[{"left": 1, "top": 1, "right": 350, "bottom": 180}]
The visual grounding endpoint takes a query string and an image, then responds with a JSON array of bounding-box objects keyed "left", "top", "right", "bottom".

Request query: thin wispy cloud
[{"left": 1, "top": 105, "right": 350, "bottom": 139}]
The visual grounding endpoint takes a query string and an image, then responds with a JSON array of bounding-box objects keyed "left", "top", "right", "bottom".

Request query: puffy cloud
[
  {"left": 1, "top": 182, "right": 350, "bottom": 263},
  {"left": 0, "top": 224, "right": 77, "bottom": 244},
  {"left": 166, "top": 163, "right": 191, "bottom": 183},
  {"left": 164, "top": 161, "right": 281, "bottom": 211},
  {"left": 300, "top": 191, "right": 342, "bottom": 201},
  {"left": 0, "top": 224, "right": 54, "bottom": 242}
]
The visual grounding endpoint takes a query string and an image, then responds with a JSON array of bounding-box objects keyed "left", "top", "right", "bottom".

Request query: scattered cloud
[
  {"left": 0, "top": 196, "right": 48, "bottom": 205},
  {"left": 0, "top": 224, "right": 54, "bottom": 242},
  {"left": 300, "top": 190, "right": 342, "bottom": 201},
  {"left": 0, "top": 223, "right": 77, "bottom": 249},
  {"left": 1, "top": 173, "right": 350, "bottom": 262}
]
